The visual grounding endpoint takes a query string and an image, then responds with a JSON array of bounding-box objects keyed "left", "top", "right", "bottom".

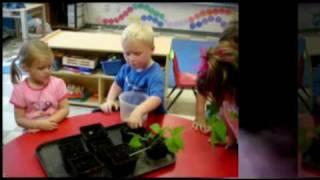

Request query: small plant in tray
[{"left": 128, "top": 123, "right": 185, "bottom": 159}]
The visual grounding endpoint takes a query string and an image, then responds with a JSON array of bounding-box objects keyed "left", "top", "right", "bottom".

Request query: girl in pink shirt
[{"left": 10, "top": 40, "right": 69, "bottom": 132}]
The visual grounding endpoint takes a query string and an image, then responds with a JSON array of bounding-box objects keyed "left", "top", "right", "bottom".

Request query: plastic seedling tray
[
  {"left": 36, "top": 123, "right": 176, "bottom": 177},
  {"left": 146, "top": 138, "right": 169, "bottom": 160},
  {"left": 80, "top": 123, "right": 108, "bottom": 142},
  {"left": 104, "top": 144, "right": 139, "bottom": 177},
  {"left": 57, "top": 136, "right": 88, "bottom": 173},
  {"left": 120, "top": 125, "right": 147, "bottom": 143},
  {"left": 67, "top": 152, "right": 105, "bottom": 177}
]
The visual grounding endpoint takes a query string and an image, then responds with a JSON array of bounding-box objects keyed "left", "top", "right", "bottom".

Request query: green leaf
[
  {"left": 207, "top": 103, "right": 219, "bottom": 116},
  {"left": 171, "top": 126, "right": 184, "bottom": 137},
  {"left": 146, "top": 132, "right": 153, "bottom": 139},
  {"left": 211, "top": 120, "right": 227, "bottom": 143},
  {"left": 165, "top": 138, "right": 179, "bottom": 154},
  {"left": 207, "top": 114, "right": 218, "bottom": 127},
  {"left": 150, "top": 123, "right": 161, "bottom": 134},
  {"left": 129, "top": 135, "right": 142, "bottom": 149},
  {"left": 172, "top": 136, "right": 184, "bottom": 150}
]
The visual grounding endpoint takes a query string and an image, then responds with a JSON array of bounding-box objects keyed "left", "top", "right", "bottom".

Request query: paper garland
[{"left": 100, "top": 3, "right": 235, "bottom": 30}]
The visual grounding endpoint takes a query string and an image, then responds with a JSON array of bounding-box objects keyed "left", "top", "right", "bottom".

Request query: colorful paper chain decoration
[{"left": 101, "top": 3, "right": 234, "bottom": 30}]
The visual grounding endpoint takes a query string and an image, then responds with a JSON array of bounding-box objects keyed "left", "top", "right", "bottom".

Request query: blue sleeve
[
  {"left": 115, "top": 64, "right": 127, "bottom": 88},
  {"left": 149, "top": 69, "right": 164, "bottom": 103}
]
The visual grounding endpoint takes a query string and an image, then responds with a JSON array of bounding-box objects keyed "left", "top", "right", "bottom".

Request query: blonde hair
[
  {"left": 10, "top": 40, "right": 54, "bottom": 84},
  {"left": 121, "top": 22, "right": 154, "bottom": 48}
]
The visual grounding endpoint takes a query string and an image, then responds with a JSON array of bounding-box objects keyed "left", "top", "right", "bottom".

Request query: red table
[{"left": 3, "top": 112, "right": 238, "bottom": 177}]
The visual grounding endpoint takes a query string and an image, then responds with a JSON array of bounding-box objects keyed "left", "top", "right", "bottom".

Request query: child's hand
[
  {"left": 100, "top": 100, "right": 119, "bottom": 113},
  {"left": 26, "top": 129, "right": 41, "bottom": 133},
  {"left": 36, "top": 119, "right": 58, "bottom": 131},
  {"left": 192, "top": 116, "right": 211, "bottom": 134},
  {"left": 127, "top": 109, "right": 143, "bottom": 129}
]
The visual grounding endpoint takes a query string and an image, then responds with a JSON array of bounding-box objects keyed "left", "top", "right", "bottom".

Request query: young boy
[{"left": 100, "top": 23, "right": 165, "bottom": 129}]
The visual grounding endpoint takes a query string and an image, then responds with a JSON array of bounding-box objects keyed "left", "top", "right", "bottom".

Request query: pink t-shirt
[{"left": 10, "top": 76, "right": 68, "bottom": 120}]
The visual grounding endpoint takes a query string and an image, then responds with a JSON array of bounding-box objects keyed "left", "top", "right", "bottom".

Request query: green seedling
[
  {"left": 206, "top": 102, "right": 238, "bottom": 147},
  {"left": 128, "top": 123, "right": 185, "bottom": 154},
  {"left": 207, "top": 113, "right": 227, "bottom": 147}
]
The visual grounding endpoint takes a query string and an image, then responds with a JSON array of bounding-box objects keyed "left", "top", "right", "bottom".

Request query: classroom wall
[{"left": 83, "top": 3, "right": 238, "bottom": 34}]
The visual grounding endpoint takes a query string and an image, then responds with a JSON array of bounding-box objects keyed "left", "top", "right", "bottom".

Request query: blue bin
[{"left": 101, "top": 59, "right": 123, "bottom": 75}]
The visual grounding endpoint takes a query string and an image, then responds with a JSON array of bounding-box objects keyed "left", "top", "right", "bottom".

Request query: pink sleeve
[
  {"left": 9, "top": 85, "right": 26, "bottom": 109},
  {"left": 55, "top": 78, "right": 68, "bottom": 102}
]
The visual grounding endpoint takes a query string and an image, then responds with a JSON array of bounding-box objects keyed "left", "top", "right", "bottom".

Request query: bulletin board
[{"left": 83, "top": 3, "right": 238, "bottom": 33}]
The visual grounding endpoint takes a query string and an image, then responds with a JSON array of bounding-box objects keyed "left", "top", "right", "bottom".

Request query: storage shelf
[
  {"left": 52, "top": 69, "right": 115, "bottom": 80},
  {"left": 69, "top": 96, "right": 99, "bottom": 107}
]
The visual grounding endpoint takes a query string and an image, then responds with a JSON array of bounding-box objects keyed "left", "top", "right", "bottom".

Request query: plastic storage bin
[
  {"left": 101, "top": 59, "right": 123, "bottom": 75},
  {"left": 119, "top": 91, "right": 148, "bottom": 122}
]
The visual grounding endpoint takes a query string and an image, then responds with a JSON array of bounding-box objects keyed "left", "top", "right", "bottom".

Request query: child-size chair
[{"left": 167, "top": 51, "right": 197, "bottom": 111}]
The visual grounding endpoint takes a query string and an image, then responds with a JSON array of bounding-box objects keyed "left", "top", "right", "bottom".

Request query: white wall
[{"left": 83, "top": 3, "right": 238, "bottom": 33}]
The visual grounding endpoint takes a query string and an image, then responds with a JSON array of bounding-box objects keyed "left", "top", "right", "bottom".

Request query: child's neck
[
  {"left": 145, "top": 60, "right": 154, "bottom": 69},
  {"left": 137, "top": 60, "right": 154, "bottom": 71},
  {"left": 27, "top": 77, "right": 49, "bottom": 89}
]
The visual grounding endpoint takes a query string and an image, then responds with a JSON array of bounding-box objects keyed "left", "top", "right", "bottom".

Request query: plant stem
[{"left": 129, "top": 146, "right": 151, "bottom": 157}]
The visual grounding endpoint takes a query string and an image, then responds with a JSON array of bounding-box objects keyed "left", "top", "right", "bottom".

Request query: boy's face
[{"left": 122, "top": 39, "right": 154, "bottom": 70}]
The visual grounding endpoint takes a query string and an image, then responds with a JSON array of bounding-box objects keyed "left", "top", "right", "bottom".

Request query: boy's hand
[
  {"left": 36, "top": 119, "right": 58, "bottom": 131},
  {"left": 127, "top": 109, "right": 143, "bottom": 129},
  {"left": 100, "top": 100, "right": 119, "bottom": 113},
  {"left": 192, "top": 115, "right": 211, "bottom": 134}
]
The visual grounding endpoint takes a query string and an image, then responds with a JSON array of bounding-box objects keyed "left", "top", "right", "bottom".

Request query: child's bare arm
[
  {"left": 106, "top": 82, "right": 122, "bottom": 101},
  {"left": 14, "top": 108, "right": 57, "bottom": 131},
  {"left": 47, "top": 98, "right": 69, "bottom": 123},
  {"left": 193, "top": 93, "right": 211, "bottom": 133},
  {"left": 135, "top": 96, "right": 161, "bottom": 115},
  {"left": 128, "top": 96, "right": 161, "bottom": 128},
  {"left": 101, "top": 82, "right": 122, "bottom": 113}
]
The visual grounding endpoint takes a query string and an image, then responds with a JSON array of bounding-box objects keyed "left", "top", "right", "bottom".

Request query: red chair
[{"left": 167, "top": 51, "right": 197, "bottom": 111}]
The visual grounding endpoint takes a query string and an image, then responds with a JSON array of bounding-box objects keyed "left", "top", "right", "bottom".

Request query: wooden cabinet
[
  {"left": 46, "top": 2, "right": 84, "bottom": 30},
  {"left": 41, "top": 30, "right": 172, "bottom": 107}
]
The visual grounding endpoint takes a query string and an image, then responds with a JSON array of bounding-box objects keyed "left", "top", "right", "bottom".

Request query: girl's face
[
  {"left": 122, "top": 39, "right": 154, "bottom": 70},
  {"left": 25, "top": 58, "right": 53, "bottom": 85}
]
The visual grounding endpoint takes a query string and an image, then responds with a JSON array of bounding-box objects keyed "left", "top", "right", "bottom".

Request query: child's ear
[{"left": 21, "top": 64, "right": 30, "bottom": 72}]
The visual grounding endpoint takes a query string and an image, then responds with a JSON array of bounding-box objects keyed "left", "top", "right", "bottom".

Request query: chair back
[{"left": 172, "top": 51, "right": 181, "bottom": 81}]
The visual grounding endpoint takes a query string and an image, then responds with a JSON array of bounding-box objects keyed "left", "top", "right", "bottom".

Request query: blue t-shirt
[{"left": 115, "top": 62, "right": 166, "bottom": 114}]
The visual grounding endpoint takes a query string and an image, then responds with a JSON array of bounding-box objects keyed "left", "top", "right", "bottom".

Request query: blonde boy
[{"left": 100, "top": 23, "right": 165, "bottom": 128}]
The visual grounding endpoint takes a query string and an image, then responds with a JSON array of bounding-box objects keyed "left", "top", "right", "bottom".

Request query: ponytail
[{"left": 10, "top": 56, "right": 22, "bottom": 84}]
